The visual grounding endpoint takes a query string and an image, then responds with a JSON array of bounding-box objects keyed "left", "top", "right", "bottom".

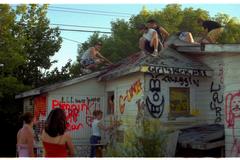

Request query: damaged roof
[
  {"left": 17, "top": 35, "right": 240, "bottom": 99},
  {"left": 99, "top": 47, "right": 213, "bottom": 81}
]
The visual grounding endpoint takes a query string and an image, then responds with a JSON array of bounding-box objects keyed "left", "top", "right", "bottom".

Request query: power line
[
  {"left": 48, "top": 9, "right": 130, "bottom": 18},
  {"left": 49, "top": 6, "right": 133, "bottom": 16},
  {"left": 50, "top": 23, "right": 111, "bottom": 30},
  {"left": 61, "top": 37, "right": 82, "bottom": 44},
  {"left": 59, "top": 28, "right": 111, "bottom": 34}
]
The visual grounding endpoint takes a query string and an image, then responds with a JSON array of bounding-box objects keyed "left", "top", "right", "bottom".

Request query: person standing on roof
[
  {"left": 80, "top": 42, "right": 112, "bottom": 72},
  {"left": 146, "top": 19, "right": 169, "bottom": 48},
  {"left": 137, "top": 24, "right": 160, "bottom": 57},
  {"left": 197, "top": 18, "right": 223, "bottom": 43}
]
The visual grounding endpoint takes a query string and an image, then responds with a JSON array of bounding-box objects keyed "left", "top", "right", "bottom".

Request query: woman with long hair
[{"left": 41, "top": 108, "right": 74, "bottom": 157}]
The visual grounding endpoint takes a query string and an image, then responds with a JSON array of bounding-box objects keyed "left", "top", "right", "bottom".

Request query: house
[{"left": 16, "top": 37, "right": 240, "bottom": 157}]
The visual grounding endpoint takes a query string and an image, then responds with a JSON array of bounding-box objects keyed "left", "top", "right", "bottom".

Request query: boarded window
[{"left": 169, "top": 87, "right": 190, "bottom": 117}]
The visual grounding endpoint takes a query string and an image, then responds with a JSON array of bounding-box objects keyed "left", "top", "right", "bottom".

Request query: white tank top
[{"left": 143, "top": 28, "right": 156, "bottom": 41}]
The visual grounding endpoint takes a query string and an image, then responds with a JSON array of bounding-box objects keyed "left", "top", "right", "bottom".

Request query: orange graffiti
[{"left": 119, "top": 80, "right": 142, "bottom": 114}]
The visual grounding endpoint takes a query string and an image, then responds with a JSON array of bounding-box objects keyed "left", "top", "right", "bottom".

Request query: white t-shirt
[
  {"left": 143, "top": 28, "right": 156, "bottom": 41},
  {"left": 91, "top": 119, "right": 101, "bottom": 136}
]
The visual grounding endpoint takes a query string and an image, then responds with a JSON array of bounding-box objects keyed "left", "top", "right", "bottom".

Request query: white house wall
[
  {"left": 47, "top": 78, "right": 105, "bottom": 143},
  {"left": 105, "top": 72, "right": 144, "bottom": 142},
  {"left": 144, "top": 73, "right": 205, "bottom": 129},
  {"left": 190, "top": 55, "right": 225, "bottom": 125},
  {"left": 222, "top": 55, "right": 240, "bottom": 157},
  {"left": 193, "top": 53, "right": 240, "bottom": 157}
]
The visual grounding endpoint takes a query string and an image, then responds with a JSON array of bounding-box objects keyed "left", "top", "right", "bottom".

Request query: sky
[
  {"left": 7, "top": 1, "right": 240, "bottom": 70},
  {"left": 45, "top": 3, "right": 240, "bottom": 70}
]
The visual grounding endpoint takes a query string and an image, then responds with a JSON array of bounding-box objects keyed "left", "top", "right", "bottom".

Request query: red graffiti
[
  {"left": 66, "top": 123, "right": 84, "bottom": 131},
  {"left": 34, "top": 95, "right": 47, "bottom": 121},
  {"left": 225, "top": 91, "right": 240, "bottom": 156},
  {"left": 52, "top": 99, "right": 88, "bottom": 113},
  {"left": 52, "top": 99, "right": 89, "bottom": 131}
]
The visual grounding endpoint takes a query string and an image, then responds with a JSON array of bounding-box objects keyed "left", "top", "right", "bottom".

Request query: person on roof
[
  {"left": 146, "top": 19, "right": 169, "bottom": 47},
  {"left": 177, "top": 31, "right": 198, "bottom": 44},
  {"left": 197, "top": 18, "right": 223, "bottom": 43},
  {"left": 80, "top": 42, "right": 112, "bottom": 73},
  {"left": 137, "top": 24, "right": 161, "bottom": 57}
]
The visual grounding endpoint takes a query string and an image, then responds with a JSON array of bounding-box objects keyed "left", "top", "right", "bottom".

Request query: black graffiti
[
  {"left": 147, "top": 65, "right": 207, "bottom": 77},
  {"left": 210, "top": 82, "right": 223, "bottom": 123},
  {"left": 146, "top": 74, "right": 164, "bottom": 118},
  {"left": 162, "top": 75, "right": 200, "bottom": 87}
]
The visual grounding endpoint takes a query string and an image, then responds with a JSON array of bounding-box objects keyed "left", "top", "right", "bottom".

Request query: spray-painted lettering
[
  {"left": 210, "top": 82, "right": 223, "bottom": 123},
  {"left": 119, "top": 80, "right": 142, "bottom": 114},
  {"left": 162, "top": 75, "right": 199, "bottom": 87}
]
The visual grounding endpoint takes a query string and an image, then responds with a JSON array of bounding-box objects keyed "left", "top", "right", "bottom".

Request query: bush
[{"left": 105, "top": 119, "right": 173, "bottom": 157}]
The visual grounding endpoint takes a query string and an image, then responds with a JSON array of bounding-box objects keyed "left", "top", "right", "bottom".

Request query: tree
[
  {"left": 72, "top": 4, "right": 240, "bottom": 76},
  {"left": 16, "top": 4, "right": 62, "bottom": 87}
]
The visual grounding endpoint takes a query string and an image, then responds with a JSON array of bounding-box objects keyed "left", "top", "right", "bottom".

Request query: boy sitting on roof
[
  {"left": 137, "top": 24, "right": 161, "bottom": 57},
  {"left": 197, "top": 18, "right": 223, "bottom": 43},
  {"left": 80, "top": 42, "right": 112, "bottom": 73},
  {"left": 146, "top": 19, "right": 169, "bottom": 48}
]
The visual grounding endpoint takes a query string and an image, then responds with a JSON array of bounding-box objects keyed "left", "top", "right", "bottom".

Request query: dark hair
[
  {"left": 45, "top": 108, "right": 66, "bottom": 137},
  {"left": 94, "top": 41, "right": 102, "bottom": 46},
  {"left": 93, "top": 110, "right": 103, "bottom": 117},
  {"left": 22, "top": 112, "right": 33, "bottom": 124},
  {"left": 136, "top": 24, "right": 146, "bottom": 30},
  {"left": 147, "top": 19, "right": 157, "bottom": 24}
]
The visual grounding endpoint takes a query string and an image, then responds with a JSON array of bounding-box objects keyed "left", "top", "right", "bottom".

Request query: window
[
  {"left": 169, "top": 87, "right": 190, "bottom": 117},
  {"left": 107, "top": 91, "right": 114, "bottom": 115}
]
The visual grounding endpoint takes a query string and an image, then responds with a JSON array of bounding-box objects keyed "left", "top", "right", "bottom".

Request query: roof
[
  {"left": 17, "top": 35, "right": 240, "bottom": 99},
  {"left": 15, "top": 71, "right": 104, "bottom": 99},
  {"left": 166, "top": 35, "right": 240, "bottom": 54},
  {"left": 99, "top": 47, "right": 213, "bottom": 81}
]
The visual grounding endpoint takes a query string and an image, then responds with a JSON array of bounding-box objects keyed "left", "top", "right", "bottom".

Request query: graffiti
[
  {"left": 34, "top": 95, "right": 47, "bottom": 121},
  {"left": 162, "top": 75, "right": 200, "bottom": 87},
  {"left": 145, "top": 65, "right": 207, "bottom": 77},
  {"left": 210, "top": 82, "right": 223, "bottom": 123},
  {"left": 146, "top": 74, "right": 164, "bottom": 118},
  {"left": 225, "top": 91, "right": 240, "bottom": 156},
  {"left": 51, "top": 96, "right": 101, "bottom": 131},
  {"left": 136, "top": 99, "right": 144, "bottom": 126},
  {"left": 119, "top": 80, "right": 143, "bottom": 114}
]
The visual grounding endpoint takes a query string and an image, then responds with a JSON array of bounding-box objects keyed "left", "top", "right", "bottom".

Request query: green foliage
[
  {"left": 73, "top": 4, "right": 240, "bottom": 77},
  {"left": 105, "top": 120, "right": 171, "bottom": 157},
  {"left": 16, "top": 4, "right": 62, "bottom": 87}
]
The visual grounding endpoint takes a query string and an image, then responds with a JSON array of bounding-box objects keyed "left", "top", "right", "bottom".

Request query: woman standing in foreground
[
  {"left": 17, "top": 112, "right": 35, "bottom": 157},
  {"left": 41, "top": 108, "right": 74, "bottom": 157}
]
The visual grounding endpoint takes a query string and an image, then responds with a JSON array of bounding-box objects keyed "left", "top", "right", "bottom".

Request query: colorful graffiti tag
[
  {"left": 146, "top": 74, "right": 164, "bottom": 118},
  {"left": 51, "top": 96, "right": 101, "bottom": 131},
  {"left": 225, "top": 91, "right": 240, "bottom": 156},
  {"left": 119, "top": 80, "right": 142, "bottom": 114}
]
